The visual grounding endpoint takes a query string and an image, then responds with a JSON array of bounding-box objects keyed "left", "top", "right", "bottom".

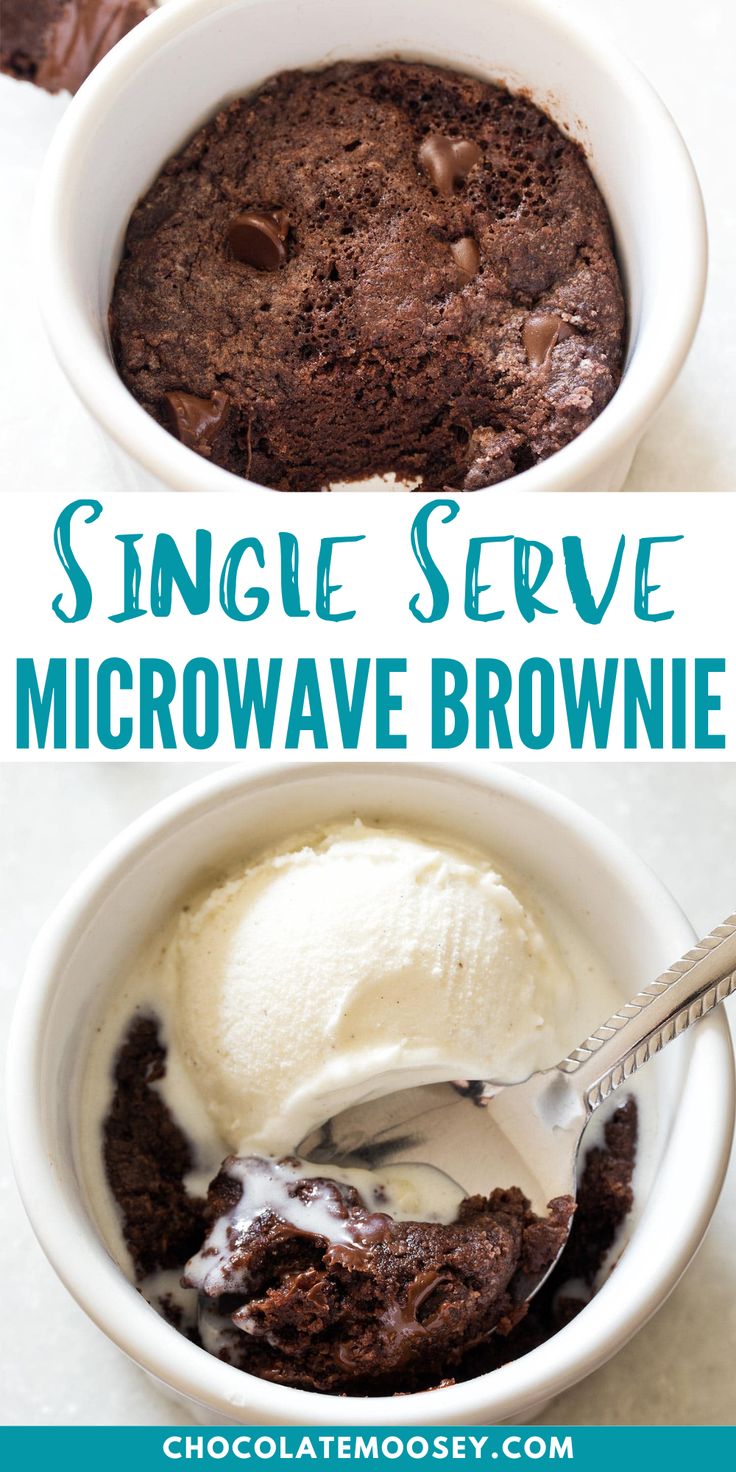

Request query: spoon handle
[{"left": 555, "top": 914, "right": 736, "bottom": 1114}]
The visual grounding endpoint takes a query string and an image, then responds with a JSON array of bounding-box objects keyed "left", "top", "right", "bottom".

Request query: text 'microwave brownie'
[{"left": 109, "top": 60, "right": 626, "bottom": 490}]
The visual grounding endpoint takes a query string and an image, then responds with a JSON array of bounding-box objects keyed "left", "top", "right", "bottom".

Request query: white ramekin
[
  {"left": 7, "top": 763, "right": 734, "bottom": 1425},
  {"left": 34, "top": 0, "right": 706, "bottom": 494}
]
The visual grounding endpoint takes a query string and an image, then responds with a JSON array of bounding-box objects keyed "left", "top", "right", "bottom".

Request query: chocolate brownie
[
  {"left": 103, "top": 1015, "right": 638, "bottom": 1394},
  {"left": 110, "top": 61, "right": 625, "bottom": 490},
  {"left": 464, "top": 1096, "right": 638, "bottom": 1375},
  {"left": 182, "top": 1157, "right": 573, "bottom": 1394},
  {"left": 102, "top": 1014, "right": 206, "bottom": 1279},
  {"left": 0, "top": 0, "right": 150, "bottom": 95}
]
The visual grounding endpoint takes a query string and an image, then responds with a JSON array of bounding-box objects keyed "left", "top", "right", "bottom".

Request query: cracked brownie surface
[{"left": 110, "top": 60, "right": 625, "bottom": 490}]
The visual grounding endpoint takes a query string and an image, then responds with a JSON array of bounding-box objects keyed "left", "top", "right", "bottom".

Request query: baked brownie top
[
  {"left": 0, "top": 0, "right": 149, "bottom": 94},
  {"left": 109, "top": 60, "right": 625, "bottom": 490}
]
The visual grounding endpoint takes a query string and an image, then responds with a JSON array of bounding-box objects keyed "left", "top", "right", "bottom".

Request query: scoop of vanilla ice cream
[{"left": 167, "top": 822, "right": 577, "bottom": 1154}]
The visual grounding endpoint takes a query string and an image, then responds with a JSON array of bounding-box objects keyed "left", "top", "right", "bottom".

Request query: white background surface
[
  {"left": 1, "top": 760, "right": 735, "bottom": 1425},
  {"left": 0, "top": 0, "right": 734, "bottom": 494}
]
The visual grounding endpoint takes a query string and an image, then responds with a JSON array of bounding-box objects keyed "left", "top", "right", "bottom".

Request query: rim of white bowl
[
  {"left": 7, "top": 762, "right": 735, "bottom": 1424},
  {"left": 33, "top": 0, "right": 707, "bottom": 494}
]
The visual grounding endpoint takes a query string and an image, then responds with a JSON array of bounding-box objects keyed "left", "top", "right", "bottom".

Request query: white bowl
[
  {"left": 7, "top": 763, "right": 734, "bottom": 1424},
  {"left": 34, "top": 0, "right": 707, "bottom": 494}
]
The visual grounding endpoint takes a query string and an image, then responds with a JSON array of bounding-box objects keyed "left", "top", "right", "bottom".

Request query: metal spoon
[{"left": 299, "top": 913, "right": 736, "bottom": 1292}]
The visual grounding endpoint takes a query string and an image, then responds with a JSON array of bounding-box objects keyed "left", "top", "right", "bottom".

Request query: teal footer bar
[{"left": 0, "top": 1428, "right": 734, "bottom": 1472}]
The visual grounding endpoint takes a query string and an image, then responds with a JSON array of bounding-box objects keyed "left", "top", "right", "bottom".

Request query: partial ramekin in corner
[
  {"left": 7, "top": 763, "right": 735, "bottom": 1425},
  {"left": 34, "top": 0, "right": 707, "bottom": 494}
]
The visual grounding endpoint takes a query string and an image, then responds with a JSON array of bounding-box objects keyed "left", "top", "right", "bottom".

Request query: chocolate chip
[
  {"left": 450, "top": 236, "right": 480, "bottom": 286},
  {"left": 227, "top": 210, "right": 288, "bottom": 270},
  {"left": 523, "top": 312, "right": 576, "bottom": 368},
  {"left": 161, "top": 390, "right": 229, "bottom": 455},
  {"left": 418, "top": 134, "right": 482, "bottom": 196}
]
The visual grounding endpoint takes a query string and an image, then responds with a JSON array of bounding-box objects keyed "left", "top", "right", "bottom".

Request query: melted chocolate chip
[
  {"left": 418, "top": 134, "right": 482, "bottom": 196},
  {"left": 161, "top": 390, "right": 229, "bottom": 454},
  {"left": 227, "top": 211, "right": 288, "bottom": 270},
  {"left": 523, "top": 312, "right": 576, "bottom": 368},
  {"left": 450, "top": 236, "right": 480, "bottom": 286}
]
